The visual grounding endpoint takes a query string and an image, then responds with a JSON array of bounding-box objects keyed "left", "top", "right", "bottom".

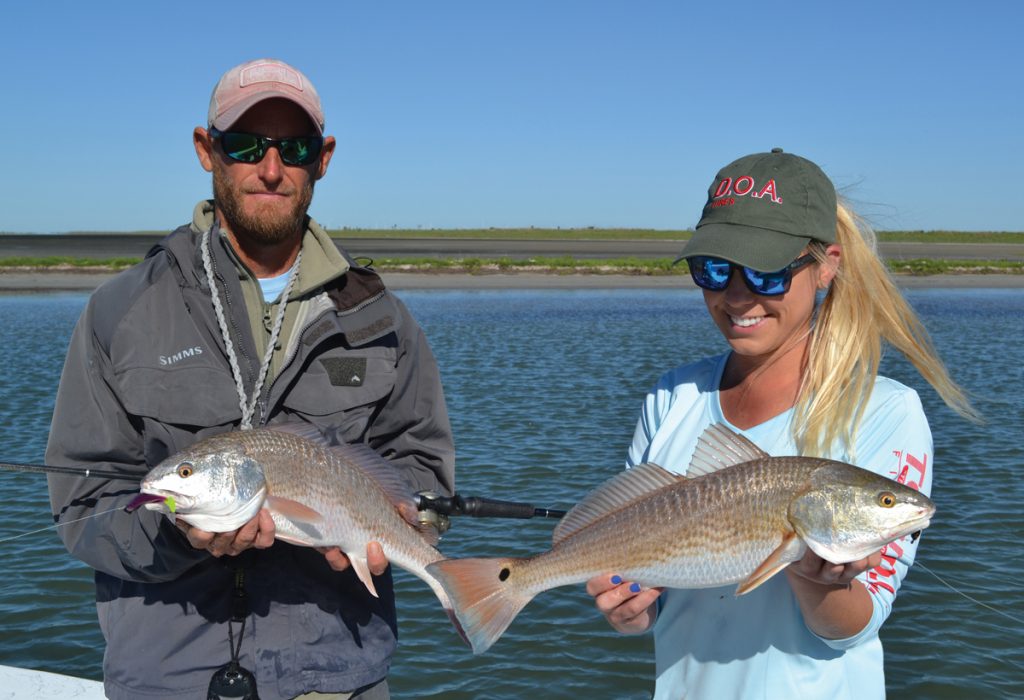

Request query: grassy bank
[
  {"left": 331, "top": 228, "right": 1024, "bottom": 243},
  {"left": 3, "top": 256, "right": 1022, "bottom": 277},
  {"left": 6, "top": 229, "right": 1023, "bottom": 243}
]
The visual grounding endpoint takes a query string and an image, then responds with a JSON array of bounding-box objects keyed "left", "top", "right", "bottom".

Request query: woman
[{"left": 586, "top": 149, "right": 977, "bottom": 698}]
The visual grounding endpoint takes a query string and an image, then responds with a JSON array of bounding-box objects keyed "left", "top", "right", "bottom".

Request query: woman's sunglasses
[
  {"left": 687, "top": 254, "right": 816, "bottom": 296},
  {"left": 209, "top": 127, "right": 323, "bottom": 167}
]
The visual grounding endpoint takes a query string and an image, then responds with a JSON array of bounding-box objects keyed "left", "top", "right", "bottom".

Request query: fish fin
[
  {"left": 266, "top": 496, "right": 326, "bottom": 540},
  {"left": 553, "top": 462, "right": 681, "bottom": 545},
  {"left": 321, "top": 442, "right": 423, "bottom": 533},
  {"left": 350, "top": 556, "right": 380, "bottom": 598},
  {"left": 397, "top": 501, "right": 440, "bottom": 547},
  {"left": 735, "top": 531, "right": 806, "bottom": 595},
  {"left": 266, "top": 495, "right": 324, "bottom": 523},
  {"left": 274, "top": 533, "right": 314, "bottom": 547},
  {"left": 688, "top": 423, "right": 771, "bottom": 477},
  {"left": 426, "top": 557, "right": 534, "bottom": 655},
  {"left": 264, "top": 419, "right": 332, "bottom": 445},
  {"left": 416, "top": 554, "right": 472, "bottom": 648},
  {"left": 265, "top": 421, "right": 425, "bottom": 539}
]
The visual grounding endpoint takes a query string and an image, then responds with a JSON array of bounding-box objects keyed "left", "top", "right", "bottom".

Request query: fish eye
[
  {"left": 177, "top": 463, "right": 194, "bottom": 478},
  {"left": 878, "top": 491, "right": 896, "bottom": 508}
]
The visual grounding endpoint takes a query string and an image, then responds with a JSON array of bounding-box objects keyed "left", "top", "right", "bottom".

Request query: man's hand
[
  {"left": 177, "top": 508, "right": 276, "bottom": 557},
  {"left": 317, "top": 541, "right": 389, "bottom": 575}
]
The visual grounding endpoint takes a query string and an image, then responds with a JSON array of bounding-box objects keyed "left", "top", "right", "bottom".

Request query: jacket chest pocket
[
  {"left": 281, "top": 346, "right": 397, "bottom": 441},
  {"left": 116, "top": 364, "right": 244, "bottom": 466}
]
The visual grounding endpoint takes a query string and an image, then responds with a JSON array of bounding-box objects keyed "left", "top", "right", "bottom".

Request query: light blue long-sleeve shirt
[{"left": 628, "top": 352, "right": 933, "bottom": 700}]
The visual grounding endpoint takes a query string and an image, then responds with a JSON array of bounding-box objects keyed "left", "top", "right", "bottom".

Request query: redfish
[
  {"left": 127, "top": 422, "right": 465, "bottom": 643},
  {"left": 427, "top": 424, "right": 934, "bottom": 654}
]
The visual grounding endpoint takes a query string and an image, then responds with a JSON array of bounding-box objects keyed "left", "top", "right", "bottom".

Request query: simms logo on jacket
[{"left": 159, "top": 346, "right": 204, "bottom": 366}]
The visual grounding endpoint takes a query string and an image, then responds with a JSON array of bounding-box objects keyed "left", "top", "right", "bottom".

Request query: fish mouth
[
  {"left": 125, "top": 490, "right": 192, "bottom": 514},
  {"left": 125, "top": 493, "right": 167, "bottom": 513},
  {"left": 891, "top": 513, "right": 932, "bottom": 542}
]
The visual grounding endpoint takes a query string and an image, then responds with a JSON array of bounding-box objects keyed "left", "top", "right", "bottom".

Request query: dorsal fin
[
  {"left": 265, "top": 419, "right": 331, "bottom": 445},
  {"left": 265, "top": 422, "right": 436, "bottom": 545},
  {"left": 552, "top": 463, "right": 682, "bottom": 545},
  {"left": 329, "top": 441, "right": 440, "bottom": 546},
  {"left": 687, "top": 423, "right": 770, "bottom": 477}
]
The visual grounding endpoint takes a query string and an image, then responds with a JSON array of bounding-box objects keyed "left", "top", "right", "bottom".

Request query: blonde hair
[{"left": 793, "top": 201, "right": 979, "bottom": 458}]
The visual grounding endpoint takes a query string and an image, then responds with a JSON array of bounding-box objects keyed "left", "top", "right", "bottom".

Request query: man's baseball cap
[
  {"left": 674, "top": 149, "right": 837, "bottom": 271},
  {"left": 208, "top": 58, "right": 325, "bottom": 134}
]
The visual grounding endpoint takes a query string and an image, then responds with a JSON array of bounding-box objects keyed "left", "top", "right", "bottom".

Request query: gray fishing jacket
[{"left": 46, "top": 205, "right": 455, "bottom": 700}]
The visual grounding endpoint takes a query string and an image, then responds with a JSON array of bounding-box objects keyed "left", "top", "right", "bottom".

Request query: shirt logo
[
  {"left": 320, "top": 357, "right": 367, "bottom": 387},
  {"left": 865, "top": 450, "right": 929, "bottom": 595},
  {"left": 159, "top": 346, "right": 204, "bottom": 366}
]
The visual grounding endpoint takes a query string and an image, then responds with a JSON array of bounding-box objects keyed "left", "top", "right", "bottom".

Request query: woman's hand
[
  {"left": 586, "top": 573, "right": 662, "bottom": 635},
  {"left": 785, "top": 549, "right": 882, "bottom": 639},
  {"left": 788, "top": 549, "right": 882, "bottom": 587}
]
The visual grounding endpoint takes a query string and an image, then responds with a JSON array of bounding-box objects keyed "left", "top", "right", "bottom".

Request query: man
[{"left": 46, "top": 58, "right": 454, "bottom": 700}]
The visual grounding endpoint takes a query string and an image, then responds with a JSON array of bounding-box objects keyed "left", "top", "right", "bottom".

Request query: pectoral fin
[
  {"left": 266, "top": 496, "right": 326, "bottom": 541},
  {"left": 266, "top": 496, "right": 324, "bottom": 524},
  {"left": 736, "top": 532, "right": 806, "bottom": 595}
]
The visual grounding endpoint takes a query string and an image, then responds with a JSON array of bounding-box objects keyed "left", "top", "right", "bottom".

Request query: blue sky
[{"left": 2, "top": 1, "right": 1020, "bottom": 233}]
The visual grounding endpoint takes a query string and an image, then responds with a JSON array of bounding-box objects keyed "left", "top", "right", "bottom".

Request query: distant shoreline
[
  {"left": 3, "top": 233, "right": 1022, "bottom": 292},
  {"left": 1, "top": 269, "right": 1022, "bottom": 293}
]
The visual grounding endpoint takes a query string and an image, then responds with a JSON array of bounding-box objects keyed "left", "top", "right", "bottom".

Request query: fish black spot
[{"left": 498, "top": 567, "right": 510, "bottom": 581}]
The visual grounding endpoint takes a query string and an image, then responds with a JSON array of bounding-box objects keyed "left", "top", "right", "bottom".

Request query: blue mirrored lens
[
  {"left": 689, "top": 257, "right": 732, "bottom": 289},
  {"left": 688, "top": 256, "right": 795, "bottom": 295},
  {"left": 743, "top": 268, "right": 788, "bottom": 295}
]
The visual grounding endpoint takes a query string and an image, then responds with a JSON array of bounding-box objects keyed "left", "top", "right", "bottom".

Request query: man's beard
[{"left": 212, "top": 165, "right": 314, "bottom": 245}]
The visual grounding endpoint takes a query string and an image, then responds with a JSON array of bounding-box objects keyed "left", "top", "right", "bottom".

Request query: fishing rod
[
  {"left": 414, "top": 492, "right": 566, "bottom": 520},
  {"left": 0, "top": 460, "right": 129, "bottom": 481},
  {"left": 0, "top": 460, "right": 567, "bottom": 520}
]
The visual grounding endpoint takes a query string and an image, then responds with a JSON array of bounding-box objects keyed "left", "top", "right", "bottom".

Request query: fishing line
[
  {"left": 916, "top": 560, "right": 1024, "bottom": 625},
  {"left": 0, "top": 506, "right": 123, "bottom": 545}
]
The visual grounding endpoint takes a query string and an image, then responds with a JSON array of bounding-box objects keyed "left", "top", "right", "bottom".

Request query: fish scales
[{"left": 511, "top": 459, "right": 819, "bottom": 594}]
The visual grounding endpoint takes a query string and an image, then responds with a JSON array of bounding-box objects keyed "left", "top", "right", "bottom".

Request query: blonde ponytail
[{"left": 794, "top": 202, "right": 979, "bottom": 458}]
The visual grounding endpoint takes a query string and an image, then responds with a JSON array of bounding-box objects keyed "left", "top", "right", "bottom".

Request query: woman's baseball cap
[
  {"left": 207, "top": 58, "right": 325, "bottom": 134},
  {"left": 674, "top": 149, "right": 837, "bottom": 271}
]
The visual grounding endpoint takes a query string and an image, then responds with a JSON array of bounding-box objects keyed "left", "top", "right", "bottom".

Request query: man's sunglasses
[
  {"left": 209, "top": 127, "right": 323, "bottom": 166},
  {"left": 687, "top": 254, "right": 816, "bottom": 296}
]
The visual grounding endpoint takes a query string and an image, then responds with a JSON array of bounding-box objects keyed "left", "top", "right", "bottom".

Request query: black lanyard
[{"left": 208, "top": 565, "right": 260, "bottom": 699}]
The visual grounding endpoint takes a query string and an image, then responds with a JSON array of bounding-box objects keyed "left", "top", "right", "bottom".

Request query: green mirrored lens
[
  {"left": 221, "top": 133, "right": 264, "bottom": 163},
  {"left": 214, "top": 130, "right": 322, "bottom": 166},
  {"left": 279, "top": 139, "right": 311, "bottom": 165}
]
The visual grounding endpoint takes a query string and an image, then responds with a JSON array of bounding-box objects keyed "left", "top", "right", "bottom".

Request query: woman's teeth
[{"left": 731, "top": 315, "right": 763, "bottom": 328}]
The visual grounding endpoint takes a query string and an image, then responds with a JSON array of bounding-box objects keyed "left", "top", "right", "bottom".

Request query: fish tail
[
  {"left": 417, "top": 567, "right": 473, "bottom": 649},
  {"left": 426, "top": 556, "right": 534, "bottom": 655}
]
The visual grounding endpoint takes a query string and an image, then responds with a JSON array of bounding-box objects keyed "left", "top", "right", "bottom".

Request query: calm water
[{"left": 0, "top": 289, "right": 1021, "bottom": 699}]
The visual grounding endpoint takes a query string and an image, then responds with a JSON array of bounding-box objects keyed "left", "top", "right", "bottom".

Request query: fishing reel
[{"left": 415, "top": 491, "right": 452, "bottom": 535}]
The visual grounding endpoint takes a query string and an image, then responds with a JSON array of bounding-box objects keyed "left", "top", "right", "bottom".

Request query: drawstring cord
[{"left": 200, "top": 227, "right": 301, "bottom": 429}]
